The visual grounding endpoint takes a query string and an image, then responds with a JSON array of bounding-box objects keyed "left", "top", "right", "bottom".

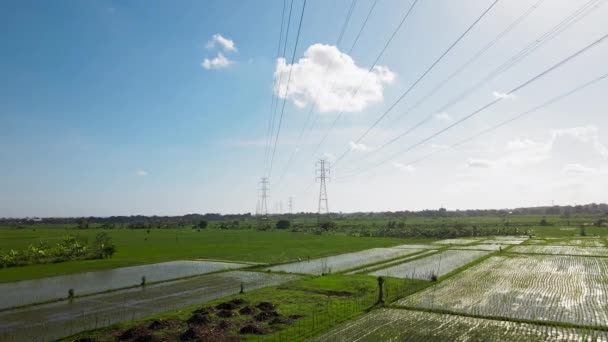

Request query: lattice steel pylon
[
  {"left": 288, "top": 197, "right": 293, "bottom": 214},
  {"left": 316, "top": 159, "right": 330, "bottom": 218},
  {"left": 256, "top": 177, "right": 270, "bottom": 218}
]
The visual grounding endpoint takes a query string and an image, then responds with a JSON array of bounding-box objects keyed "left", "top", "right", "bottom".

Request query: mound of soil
[
  {"left": 180, "top": 326, "right": 239, "bottom": 342},
  {"left": 215, "top": 302, "right": 237, "bottom": 310},
  {"left": 254, "top": 310, "right": 279, "bottom": 322},
  {"left": 256, "top": 302, "right": 277, "bottom": 311},
  {"left": 216, "top": 320, "right": 231, "bottom": 330},
  {"left": 216, "top": 309, "right": 236, "bottom": 318},
  {"left": 238, "top": 306, "right": 256, "bottom": 315},
  {"left": 192, "top": 307, "right": 215, "bottom": 315},
  {"left": 118, "top": 326, "right": 149, "bottom": 341},
  {"left": 239, "top": 324, "right": 266, "bottom": 335},
  {"left": 269, "top": 316, "right": 294, "bottom": 325},
  {"left": 187, "top": 313, "right": 212, "bottom": 325},
  {"left": 148, "top": 319, "right": 179, "bottom": 330},
  {"left": 179, "top": 327, "right": 199, "bottom": 341},
  {"left": 229, "top": 298, "right": 247, "bottom": 306}
]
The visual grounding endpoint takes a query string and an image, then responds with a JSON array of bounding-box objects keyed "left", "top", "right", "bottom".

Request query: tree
[
  {"left": 78, "top": 217, "right": 89, "bottom": 229},
  {"left": 93, "top": 232, "right": 116, "bottom": 259},
  {"left": 319, "top": 220, "right": 336, "bottom": 231},
  {"left": 197, "top": 220, "right": 208, "bottom": 229},
  {"left": 276, "top": 219, "right": 291, "bottom": 230}
]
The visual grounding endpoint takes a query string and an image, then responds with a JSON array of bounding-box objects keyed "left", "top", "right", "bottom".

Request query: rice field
[
  {"left": 368, "top": 250, "right": 491, "bottom": 280},
  {"left": 312, "top": 308, "right": 608, "bottom": 342},
  {"left": 0, "top": 260, "right": 248, "bottom": 309},
  {"left": 267, "top": 248, "right": 425, "bottom": 275},
  {"left": 432, "top": 239, "right": 480, "bottom": 245},
  {"left": 0, "top": 271, "right": 298, "bottom": 342},
  {"left": 481, "top": 239, "right": 526, "bottom": 245},
  {"left": 390, "top": 244, "right": 437, "bottom": 249},
  {"left": 450, "top": 244, "right": 504, "bottom": 251},
  {"left": 526, "top": 239, "right": 605, "bottom": 247},
  {"left": 509, "top": 245, "right": 608, "bottom": 256},
  {"left": 398, "top": 255, "right": 608, "bottom": 327},
  {"left": 346, "top": 250, "right": 438, "bottom": 275}
]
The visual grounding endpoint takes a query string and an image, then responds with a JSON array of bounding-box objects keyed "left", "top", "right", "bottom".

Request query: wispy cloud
[
  {"left": 562, "top": 163, "right": 597, "bottom": 175},
  {"left": 274, "top": 44, "right": 395, "bottom": 113},
  {"left": 201, "top": 53, "right": 234, "bottom": 70},
  {"left": 493, "top": 91, "right": 515, "bottom": 99},
  {"left": 393, "top": 162, "right": 415, "bottom": 172},
  {"left": 206, "top": 34, "right": 237, "bottom": 52},
  {"left": 434, "top": 112, "right": 452, "bottom": 123},
  {"left": 136, "top": 170, "right": 148, "bottom": 176},
  {"left": 467, "top": 158, "right": 491, "bottom": 168},
  {"left": 349, "top": 141, "right": 369, "bottom": 152}
]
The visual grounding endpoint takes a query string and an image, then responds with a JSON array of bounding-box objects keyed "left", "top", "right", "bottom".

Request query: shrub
[{"left": 275, "top": 219, "right": 291, "bottom": 230}]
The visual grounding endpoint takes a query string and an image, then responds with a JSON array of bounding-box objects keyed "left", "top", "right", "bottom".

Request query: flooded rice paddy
[
  {"left": 313, "top": 308, "right": 608, "bottom": 342},
  {"left": 0, "top": 271, "right": 297, "bottom": 342},
  {"left": 369, "top": 250, "right": 491, "bottom": 280},
  {"left": 267, "top": 248, "right": 425, "bottom": 275},
  {"left": 0, "top": 260, "right": 247, "bottom": 309},
  {"left": 398, "top": 254, "right": 608, "bottom": 326}
]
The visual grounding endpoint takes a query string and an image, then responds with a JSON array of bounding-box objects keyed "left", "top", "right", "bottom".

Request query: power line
[
  {"left": 346, "top": 0, "right": 605, "bottom": 169},
  {"left": 340, "top": 31, "right": 608, "bottom": 178},
  {"left": 385, "top": 0, "right": 546, "bottom": 129},
  {"left": 276, "top": 0, "right": 373, "bottom": 185},
  {"left": 332, "top": 0, "right": 501, "bottom": 166},
  {"left": 267, "top": 0, "right": 308, "bottom": 177},
  {"left": 401, "top": 71, "right": 608, "bottom": 168},
  {"left": 264, "top": 0, "right": 295, "bottom": 174},
  {"left": 310, "top": 0, "right": 420, "bottom": 159}
]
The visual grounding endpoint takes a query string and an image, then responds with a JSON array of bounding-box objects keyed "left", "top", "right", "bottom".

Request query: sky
[{"left": 1, "top": 0, "right": 607, "bottom": 217}]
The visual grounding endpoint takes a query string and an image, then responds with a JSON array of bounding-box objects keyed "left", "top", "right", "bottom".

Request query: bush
[{"left": 275, "top": 220, "right": 291, "bottom": 230}]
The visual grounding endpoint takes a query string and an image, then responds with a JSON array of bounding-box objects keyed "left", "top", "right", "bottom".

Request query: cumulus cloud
[
  {"left": 493, "top": 91, "right": 515, "bottom": 99},
  {"left": 349, "top": 141, "right": 369, "bottom": 152},
  {"left": 136, "top": 170, "right": 148, "bottom": 176},
  {"left": 434, "top": 112, "right": 452, "bottom": 123},
  {"left": 201, "top": 53, "right": 234, "bottom": 70},
  {"left": 393, "top": 162, "right": 415, "bottom": 172},
  {"left": 206, "top": 34, "right": 237, "bottom": 52},
  {"left": 273, "top": 44, "right": 396, "bottom": 113},
  {"left": 467, "top": 158, "right": 492, "bottom": 168},
  {"left": 561, "top": 163, "right": 597, "bottom": 175}
]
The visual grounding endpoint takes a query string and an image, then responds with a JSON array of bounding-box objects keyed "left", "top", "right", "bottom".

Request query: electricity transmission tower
[
  {"left": 257, "top": 178, "right": 270, "bottom": 228},
  {"left": 288, "top": 197, "right": 293, "bottom": 214},
  {"left": 316, "top": 159, "right": 330, "bottom": 221}
]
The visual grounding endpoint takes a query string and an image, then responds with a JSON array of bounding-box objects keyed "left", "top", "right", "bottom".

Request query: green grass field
[{"left": 0, "top": 227, "right": 423, "bottom": 282}]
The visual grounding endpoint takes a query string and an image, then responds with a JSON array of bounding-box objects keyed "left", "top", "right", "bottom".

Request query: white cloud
[
  {"left": 201, "top": 53, "right": 234, "bottom": 70},
  {"left": 561, "top": 163, "right": 597, "bottom": 175},
  {"left": 349, "top": 141, "right": 369, "bottom": 151},
  {"left": 136, "top": 170, "right": 148, "bottom": 176},
  {"left": 273, "top": 44, "right": 395, "bottom": 113},
  {"left": 493, "top": 91, "right": 515, "bottom": 99},
  {"left": 468, "top": 126, "right": 608, "bottom": 169},
  {"left": 206, "top": 34, "right": 237, "bottom": 52},
  {"left": 434, "top": 112, "right": 452, "bottom": 123},
  {"left": 393, "top": 162, "right": 415, "bottom": 172},
  {"left": 551, "top": 126, "right": 608, "bottom": 158},
  {"left": 467, "top": 158, "right": 492, "bottom": 168}
]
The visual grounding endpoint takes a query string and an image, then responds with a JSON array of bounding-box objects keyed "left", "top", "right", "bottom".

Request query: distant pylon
[
  {"left": 316, "top": 159, "right": 330, "bottom": 217},
  {"left": 288, "top": 197, "right": 293, "bottom": 214},
  {"left": 257, "top": 178, "right": 269, "bottom": 218}
]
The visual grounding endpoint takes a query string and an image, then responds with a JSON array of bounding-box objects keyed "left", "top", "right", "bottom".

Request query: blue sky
[{"left": 1, "top": 0, "right": 607, "bottom": 217}]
